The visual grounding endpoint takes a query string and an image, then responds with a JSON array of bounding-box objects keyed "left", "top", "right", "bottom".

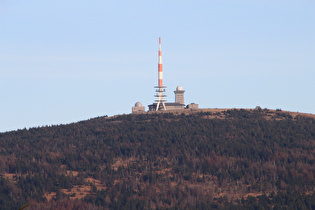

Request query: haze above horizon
[{"left": 1, "top": 0, "right": 315, "bottom": 132}]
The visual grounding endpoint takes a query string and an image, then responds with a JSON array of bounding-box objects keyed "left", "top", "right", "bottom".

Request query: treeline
[{"left": 0, "top": 109, "right": 314, "bottom": 209}]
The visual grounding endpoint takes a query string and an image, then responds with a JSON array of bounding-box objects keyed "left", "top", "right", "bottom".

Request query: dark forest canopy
[{"left": 0, "top": 109, "right": 315, "bottom": 209}]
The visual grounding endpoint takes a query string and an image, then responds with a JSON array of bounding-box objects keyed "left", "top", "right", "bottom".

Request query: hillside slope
[{"left": 0, "top": 109, "right": 315, "bottom": 209}]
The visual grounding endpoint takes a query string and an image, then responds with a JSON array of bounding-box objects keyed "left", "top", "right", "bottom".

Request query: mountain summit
[{"left": 1, "top": 109, "right": 315, "bottom": 209}]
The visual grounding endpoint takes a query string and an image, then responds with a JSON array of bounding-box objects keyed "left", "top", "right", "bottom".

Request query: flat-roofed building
[
  {"left": 148, "top": 102, "right": 185, "bottom": 111},
  {"left": 187, "top": 103, "right": 199, "bottom": 110}
]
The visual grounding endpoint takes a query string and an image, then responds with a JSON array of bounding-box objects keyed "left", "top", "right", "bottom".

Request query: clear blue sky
[{"left": 1, "top": 0, "right": 314, "bottom": 132}]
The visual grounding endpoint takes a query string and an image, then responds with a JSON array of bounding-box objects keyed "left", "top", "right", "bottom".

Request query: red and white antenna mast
[{"left": 154, "top": 37, "right": 167, "bottom": 111}]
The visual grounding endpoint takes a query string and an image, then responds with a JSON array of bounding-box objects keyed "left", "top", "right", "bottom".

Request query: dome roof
[
  {"left": 176, "top": 86, "right": 183, "bottom": 91},
  {"left": 135, "top": 102, "right": 142, "bottom": 107}
]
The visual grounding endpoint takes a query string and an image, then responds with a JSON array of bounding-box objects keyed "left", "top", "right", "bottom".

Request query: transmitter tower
[{"left": 154, "top": 37, "right": 167, "bottom": 111}]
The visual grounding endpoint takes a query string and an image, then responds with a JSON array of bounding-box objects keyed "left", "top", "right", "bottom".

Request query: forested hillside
[{"left": 0, "top": 109, "right": 315, "bottom": 209}]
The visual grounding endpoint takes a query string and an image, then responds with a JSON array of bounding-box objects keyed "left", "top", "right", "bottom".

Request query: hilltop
[
  {"left": 0, "top": 108, "right": 315, "bottom": 209},
  {"left": 147, "top": 107, "right": 315, "bottom": 118}
]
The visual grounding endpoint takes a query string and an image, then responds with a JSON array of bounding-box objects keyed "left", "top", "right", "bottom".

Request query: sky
[{"left": 1, "top": 0, "right": 315, "bottom": 132}]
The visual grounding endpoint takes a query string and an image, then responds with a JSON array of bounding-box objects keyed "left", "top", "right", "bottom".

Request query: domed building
[
  {"left": 132, "top": 102, "right": 145, "bottom": 113},
  {"left": 135, "top": 102, "right": 142, "bottom": 107},
  {"left": 174, "top": 86, "right": 185, "bottom": 105}
]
